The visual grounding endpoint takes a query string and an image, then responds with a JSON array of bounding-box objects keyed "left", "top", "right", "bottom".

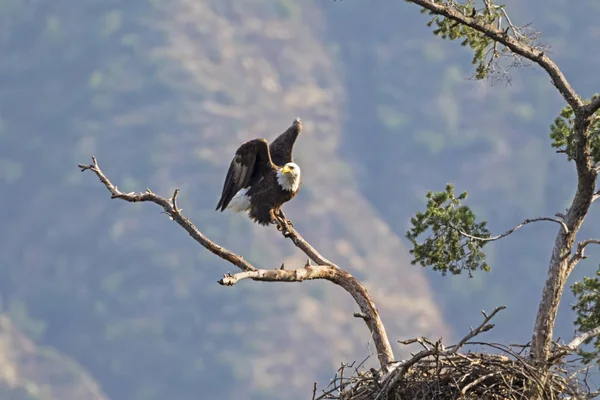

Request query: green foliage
[
  {"left": 571, "top": 269, "right": 600, "bottom": 364},
  {"left": 406, "top": 183, "right": 491, "bottom": 276},
  {"left": 418, "top": 0, "right": 502, "bottom": 79},
  {"left": 550, "top": 104, "right": 576, "bottom": 159},
  {"left": 550, "top": 97, "right": 600, "bottom": 162}
]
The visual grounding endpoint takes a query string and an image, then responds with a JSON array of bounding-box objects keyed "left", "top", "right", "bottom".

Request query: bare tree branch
[
  {"left": 549, "top": 327, "right": 600, "bottom": 363},
  {"left": 569, "top": 238, "right": 600, "bottom": 271},
  {"left": 452, "top": 217, "right": 569, "bottom": 242},
  {"left": 78, "top": 156, "right": 395, "bottom": 371},
  {"left": 446, "top": 306, "right": 506, "bottom": 352},
  {"left": 567, "top": 327, "right": 600, "bottom": 351},
  {"left": 218, "top": 265, "right": 337, "bottom": 286},
  {"left": 406, "top": 0, "right": 584, "bottom": 111},
  {"left": 78, "top": 156, "right": 256, "bottom": 272},
  {"left": 274, "top": 214, "right": 394, "bottom": 370}
]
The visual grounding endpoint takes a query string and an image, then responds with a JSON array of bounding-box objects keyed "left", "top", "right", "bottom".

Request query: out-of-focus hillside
[
  {"left": 0, "top": 315, "right": 107, "bottom": 400},
  {"left": 2, "top": 0, "right": 599, "bottom": 398},
  {"left": 0, "top": 0, "right": 449, "bottom": 399}
]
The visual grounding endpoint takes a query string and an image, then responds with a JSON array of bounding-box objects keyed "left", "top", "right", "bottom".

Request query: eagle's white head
[{"left": 277, "top": 162, "right": 301, "bottom": 192}]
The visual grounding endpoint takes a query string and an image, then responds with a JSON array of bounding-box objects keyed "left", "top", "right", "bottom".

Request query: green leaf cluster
[
  {"left": 406, "top": 183, "right": 491, "bottom": 276},
  {"left": 550, "top": 104, "right": 576, "bottom": 160},
  {"left": 550, "top": 97, "right": 600, "bottom": 163},
  {"left": 571, "top": 270, "right": 600, "bottom": 364},
  {"left": 418, "top": 0, "right": 502, "bottom": 79}
]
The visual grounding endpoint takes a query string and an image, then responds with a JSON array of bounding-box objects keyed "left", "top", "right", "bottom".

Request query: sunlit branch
[
  {"left": 219, "top": 265, "right": 341, "bottom": 286},
  {"left": 567, "top": 327, "right": 600, "bottom": 351}
]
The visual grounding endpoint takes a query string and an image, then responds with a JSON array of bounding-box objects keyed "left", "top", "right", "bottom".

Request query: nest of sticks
[{"left": 313, "top": 307, "right": 597, "bottom": 400}]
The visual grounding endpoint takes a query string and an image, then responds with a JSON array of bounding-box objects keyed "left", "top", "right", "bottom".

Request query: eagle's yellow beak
[{"left": 281, "top": 165, "right": 291, "bottom": 174}]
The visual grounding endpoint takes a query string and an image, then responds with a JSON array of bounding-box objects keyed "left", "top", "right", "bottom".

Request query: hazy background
[{"left": 1, "top": 0, "right": 599, "bottom": 399}]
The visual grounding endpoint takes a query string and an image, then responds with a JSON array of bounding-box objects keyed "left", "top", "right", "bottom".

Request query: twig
[
  {"left": 311, "top": 381, "right": 317, "bottom": 400},
  {"left": 569, "top": 238, "right": 600, "bottom": 271},
  {"left": 452, "top": 217, "right": 568, "bottom": 242},
  {"left": 353, "top": 312, "right": 369, "bottom": 321},
  {"left": 497, "top": 6, "right": 524, "bottom": 40},
  {"left": 447, "top": 306, "right": 506, "bottom": 352},
  {"left": 79, "top": 156, "right": 395, "bottom": 371},
  {"left": 171, "top": 188, "right": 181, "bottom": 214}
]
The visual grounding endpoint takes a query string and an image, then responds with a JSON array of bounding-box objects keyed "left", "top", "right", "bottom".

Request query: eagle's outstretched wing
[
  {"left": 216, "top": 138, "right": 274, "bottom": 211},
  {"left": 269, "top": 117, "right": 302, "bottom": 167}
]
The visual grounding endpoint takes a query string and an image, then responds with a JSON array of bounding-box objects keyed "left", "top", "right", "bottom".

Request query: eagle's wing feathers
[
  {"left": 269, "top": 118, "right": 302, "bottom": 167},
  {"left": 216, "top": 138, "right": 274, "bottom": 211}
]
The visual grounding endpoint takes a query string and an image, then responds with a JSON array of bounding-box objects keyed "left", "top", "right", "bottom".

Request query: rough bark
[{"left": 531, "top": 115, "right": 597, "bottom": 365}]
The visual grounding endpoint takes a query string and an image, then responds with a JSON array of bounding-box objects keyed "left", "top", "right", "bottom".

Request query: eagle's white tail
[{"left": 227, "top": 188, "right": 251, "bottom": 213}]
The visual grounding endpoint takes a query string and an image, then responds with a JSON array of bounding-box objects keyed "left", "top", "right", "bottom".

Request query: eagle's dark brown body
[{"left": 215, "top": 118, "right": 303, "bottom": 225}]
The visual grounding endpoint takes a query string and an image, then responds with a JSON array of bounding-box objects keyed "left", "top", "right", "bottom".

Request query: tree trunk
[
  {"left": 530, "top": 232, "right": 572, "bottom": 364},
  {"left": 530, "top": 116, "right": 597, "bottom": 395}
]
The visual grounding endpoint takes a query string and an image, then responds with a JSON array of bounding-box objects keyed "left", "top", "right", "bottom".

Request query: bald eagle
[{"left": 215, "top": 118, "right": 303, "bottom": 225}]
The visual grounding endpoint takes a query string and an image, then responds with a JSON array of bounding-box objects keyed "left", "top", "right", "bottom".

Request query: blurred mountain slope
[
  {"left": 0, "top": 315, "right": 107, "bottom": 400},
  {"left": 0, "top": 0, "right": 447, "bottom": 399}
]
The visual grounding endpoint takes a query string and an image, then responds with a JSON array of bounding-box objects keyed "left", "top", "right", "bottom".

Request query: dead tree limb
[{"left": 78, "top": 156, "right": 395, "bottom": 371}]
